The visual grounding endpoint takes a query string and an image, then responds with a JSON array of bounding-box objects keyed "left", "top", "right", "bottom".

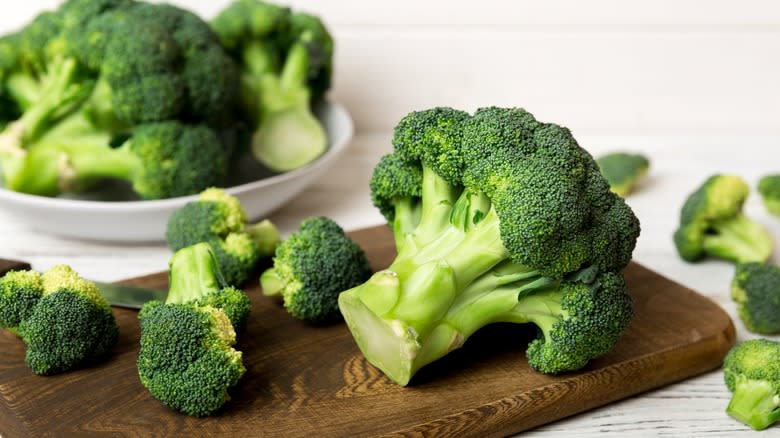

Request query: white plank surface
[{"left": 1, "top": 0, "right": 780, "bottom": 435}]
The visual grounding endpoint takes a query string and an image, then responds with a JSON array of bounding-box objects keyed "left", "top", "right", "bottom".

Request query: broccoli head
[
  {"left": 0, "top": 265, "right": 118, "bottom": 375},
  {"left": 758, "top": 174, "right": 780, "bottom": 217},
  {"left": 596, "top": 151, "right": 650, "bottom": 197},
  {"left": 673, "top": 175, "right": 773, "bottom": 264},
  {"left": 166, "top": 188, "right": 280, "bottom": 286},
  {"left": 138, "top": 243, "right": 250, "bottom": 416},
  {"left": 260, "top": 216, "right": 372, "bottom": 323},
  {"left": 723, "top": 339, "right": 780, "bottom": 430},
  {"left": 731, "top": 263, "right": 780, "bottom": 334},
  {"left": 211, "top": 0, "right": 332, "bottom": 172},
  {"left": 338, "top": 106, "right": 639, "bottom": 386}
]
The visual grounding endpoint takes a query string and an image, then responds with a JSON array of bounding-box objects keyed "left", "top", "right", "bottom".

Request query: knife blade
[{"left": 0, "top": 257, "right": 167, "bottom": 309}]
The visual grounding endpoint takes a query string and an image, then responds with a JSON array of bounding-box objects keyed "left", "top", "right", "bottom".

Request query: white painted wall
[{"left": 2, "top": 1, "right": 779, "bottom": 137}]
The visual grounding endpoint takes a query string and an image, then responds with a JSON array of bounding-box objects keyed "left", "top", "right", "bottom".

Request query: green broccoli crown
[
  {"left": 165, "top": 188, "right": 271, "bottom": 286},
  {"left": 0, "top": 270, "right": 43, "bottom": 331},
  {"left": 758, "top": 174, "right": 780, "bottom": 216},
  {"left": 137, "top": 301, "right": 245, "bottom": 417},
  {"left": 342, "top": 106, "right": 638, "bottom": 386},
  {"left": 0, "top": 265, "right": 118, "bottom": 375},
  {"left": 673, "top": 175, "right": 773, "bottom": 264},
  {"left": 723, "top": 339, "right": 780, "bottom": 430},
  {"left": 288, "top": 11, "right": 333, "bottom": 101},
  {"left": 524, "top": 271, "right": 633, "bottom": 373},
  {"left": 261, "top": 216, "right": 372, "bottom": 323},
  {"left": 596, "top": 152, "right": 650, "bottom": 197},
  {"left": 731, "top": 263, "right": 780, "bottom": 334},
  {"left": 211, "top": 0, "right": 292, "bottom": 55}
]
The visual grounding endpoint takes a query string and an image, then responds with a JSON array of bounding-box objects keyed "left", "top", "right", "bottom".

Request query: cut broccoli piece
[
  {"left": 0, "top": 265, "right": 118, "bottom": 375},
  {"left": 723, "top": 339, "right": 780, "bottom": 430},
  {"left": 673, "top": 175, "right": 773, "bottom": 264},
  {"left": 758, "top": 174, "right": 780, "bottom": 217},
  {"left": 731, "top": 262, "right": 780, "bottom": 334},
  {"left": 137, "top": 243, "right": 251, "bottom": 416},
  {"left": 596, "top": 151, "right": 650, "bottom": 197},
  {"left": 166, "top": 187, "right": 280, "bottom": 286},
  {"left": 338, "top": 106, "right": 639, "bottom": 386},
  {"left": 260, "top": 216, "right": 372, "bottom": 323},
  {"left": 211, "top": 0, "right": 333, "bottom": 172}
]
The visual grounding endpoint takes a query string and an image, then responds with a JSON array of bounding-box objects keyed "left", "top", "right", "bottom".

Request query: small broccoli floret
[
  {"left": 166, "top": 188, "right": 280, "bottom": 285},
  {"left": 723, "top": 339, "right": 780, "bottom": 430},
  {"left": 211, "top": 0, "right": 332, "bottom": 172},
  {"left": 731, "top": 263, "right": 780, "bottom": 334},
  {"left": 260, "top": 216, "right": 372, "bottom": 324},
  {"left": 339, "top": 106, "right": 639, "bottom": 386},
  {"left": 0, "top": 265, "right": 119, "bottom": 375},
  {"left": 758, "top": 175, "right": 780, "bottom": 217},
  {"left": 596, "top": 151, "right": 650, "bottom": 197},
  {"left": 137, "top": 243, "right": 250, "bottom": 416},
  {"left": 673, "top": 175, "right": 773, "bottom": 264}
]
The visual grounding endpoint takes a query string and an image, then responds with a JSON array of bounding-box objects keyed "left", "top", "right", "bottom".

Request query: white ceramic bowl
[{"left": 0, "top": 101, "right": 354, "bottom": 242}]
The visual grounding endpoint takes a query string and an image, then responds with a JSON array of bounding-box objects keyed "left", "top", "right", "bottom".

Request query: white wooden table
[{"left": 3, "top": 0, "right": 780, "bottom": 435}]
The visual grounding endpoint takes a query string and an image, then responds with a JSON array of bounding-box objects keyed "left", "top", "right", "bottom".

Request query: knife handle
[{"left": 0, "top": 258, "right": 31, "bottom": 276}]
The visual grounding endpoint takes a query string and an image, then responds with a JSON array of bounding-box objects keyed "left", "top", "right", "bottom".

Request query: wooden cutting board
[{"left": 0, "top": 225, "right": 735, "bottom": 437}]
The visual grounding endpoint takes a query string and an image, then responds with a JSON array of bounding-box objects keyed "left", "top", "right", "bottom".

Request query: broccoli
[
  {"left": 723, "top": 339, "right": 780, "bottom": 430},
  {"left": 338, "top": 106, "right": 640, "bottom": 386},
  {"left": 0, "top": 0, "right": 241, "bottom": 199},
  {"left": 137, "top": 242, "right": 251, "bottom": 417},
  {"left": 211, "top": 0, "right": 333, "bottom": 172},
  {"left": 0, "top": 265, "right": 118, "bottom": 375},
  {"left": 731, "top": 262, "right": 780, "bottom": 334},
  {"left": 166, "top": 187, "right": 281, "bottom": 286},
  {"left": 260, "top": 216, "right": 372, "bottom": 323},
  {"left": 758, "top": 174, "right": 780, "bottom": 216},
  {"left": 596, "top": 151, "right": 650, "bottom": 197},
  {"left": 673, "top": 175, "right": 773, "bottom": 264}
]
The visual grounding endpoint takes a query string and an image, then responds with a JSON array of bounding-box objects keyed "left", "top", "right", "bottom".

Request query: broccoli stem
[
  {"left": 259, "top": 268, "right": 284, "bottom": 298},
  {"left": 704, "top": 214, "right": 773, "bottom": 263},
  {"left": 167, "top": 244, "right": 223, "bottom": 304},
  {"left": 245, "top": 219, "right": 281, "bottom": 258},
  {"left": 391, "top": 197, "right": 421, "bottom": 251},
  {"left": 250, "top": 42, "right": 327, "bottom": 172},
  {"left": 727, "top": 376, "right": 780, "bottom": 430}
]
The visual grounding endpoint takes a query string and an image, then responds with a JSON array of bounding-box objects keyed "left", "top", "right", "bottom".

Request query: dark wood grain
[
  {"left": 0, "top": 259, "right": 30, "bottom": 276},
  {"left": 0, "top": 226, "right": 736, "bottom": 437}
]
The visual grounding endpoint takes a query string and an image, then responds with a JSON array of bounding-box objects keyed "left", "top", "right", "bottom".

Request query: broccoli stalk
[
  {"left": 248, "top": 41, "right": 326, "bottom": 172},
  {"left": 723, "top": 339, "right": 780, "bottom": 430},
  {"left": 339, "top": 107, "right": 639, "bottom": 386},
  {"left": 138, "top": 243, "right": 251, "bottom": 416}
]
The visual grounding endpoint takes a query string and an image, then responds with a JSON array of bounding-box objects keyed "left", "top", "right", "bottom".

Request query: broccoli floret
[
  {"left": 137, "top": 242, "right": 250, "bottom": 417},
  {"left": 0, "top": 265, "right": 118, "bottom": 375},
  {"left": 260, "top": 216, "right": 372, "bottom": 323},
  {"left": 731, "top": 263, "right": 780, "bottom": 334},
  {"left": 338, "top": 106, "right": 639, "bottom": 386},
  {"left": 723, "top": 339, "right": 780, "bottom": 430},
  {"left": 758, "top": 175, "right": 780, "bottom": 217},
  {"left": 596, "top": 151, "right": 650, "bottom": 197},
  {"left": 0, "top": 0, "right": 241, "bottom": 199},
  {"left": 673, "top": 175, "right": 773, "bottom": 264},
  {"left": 211, "top": 0, "right": 332, "bottom": 172},
  {"left": 166, "top": 188, "right": 281, "bottom": 286}
]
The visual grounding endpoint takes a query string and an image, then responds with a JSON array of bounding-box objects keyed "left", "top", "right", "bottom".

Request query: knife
[{"left": 0, "top": 258, "right": 167, "bottom": 309}]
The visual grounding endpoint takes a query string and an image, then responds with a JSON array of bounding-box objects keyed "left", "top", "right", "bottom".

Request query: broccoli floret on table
[
  {"left": 260, "top": 216, "right": 372, "bottom": 324},
  {"left": 137, "top": 243, "right": 251, "bottom": 417},
  {"left": 723, "top": 339, "right": 780, "bottom": 430},
  {"left": 338, "top": 106, "right": 640, "bottom": 386},
  {"left": 596, "top": 151, "right": 650, "bottom": 197},
  {"left": 673, "top": 175, "right": 773, "bottom": 264},
  {"left": 166, "top": 187, "right": 280, "bottom": 286},
  {"left": 0, "top": 265, "right": 118, "bottom": 375},
  {"left": 731, "top": 262, "right": 780, "bottom": 334}
]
